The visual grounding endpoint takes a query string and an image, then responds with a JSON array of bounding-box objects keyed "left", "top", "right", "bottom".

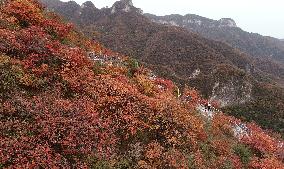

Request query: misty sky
[{"left": 63, "top": 0, "right": 284, "bottom": 39}]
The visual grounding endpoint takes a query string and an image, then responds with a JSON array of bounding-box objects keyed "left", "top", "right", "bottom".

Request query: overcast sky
[{"left": 63, "top": 0, "right": 284, "bottom": 39}]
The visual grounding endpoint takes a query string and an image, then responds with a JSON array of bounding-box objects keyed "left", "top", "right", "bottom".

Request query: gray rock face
[
  {"left": 210, "top": 80, "right": 252, "bottom": 107},
  {"left": 218, "top": 18, "right": 237, "bottom": 27},
  {"left": 111, "top": 0, "right": 136, "bottom": 13},
  {"left": 146, "top": 13, "right": 238, "bottom": 29}
]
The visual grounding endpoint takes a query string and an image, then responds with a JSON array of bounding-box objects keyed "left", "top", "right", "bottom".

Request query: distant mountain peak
[
  {"left": 111, "top": 0, "right": 133, "bottom": 13},
  {"left": 111, "top": 0, "right": 143, "bottom": 14},
  {"left": 219, "top": 18, "right": 237, "bottom": 27},
  {"left": 81, "top": 1, "right": 96, "bottom": 9},
  {"left": 121, "top": 0, "right": 134, "bottom": 6}
]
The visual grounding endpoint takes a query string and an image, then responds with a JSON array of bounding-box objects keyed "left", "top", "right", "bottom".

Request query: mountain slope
[
  {"left": 146, "top": 13, "right": 284, "bottom": 83},
  {"left": 1, "top": 0, "right": 284, "bottom": 168},
  {"left": 145, "top": 13, "right": 284, "bottom": 64},
  {"left": 40, "top": 0, "right": 284, "bottom": 135},
  {"left": 42, "top": 0, "right": 258, "bottom": 99}
]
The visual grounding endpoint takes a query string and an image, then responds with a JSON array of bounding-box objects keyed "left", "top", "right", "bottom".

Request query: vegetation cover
[
  {"left": 0, "top": 0, "right": 283, "bottom": 168},
  {"left": 40, "top": 0, "right": 284, "bottom": 136}
]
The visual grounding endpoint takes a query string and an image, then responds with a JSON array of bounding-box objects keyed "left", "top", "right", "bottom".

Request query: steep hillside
[
  {"left": 1, "top": 0, "right": 284, "bottom": 168},
  {"left": 40, "top": 0, "right": 284, "bottom": 135},
  {"left": 145, "top": 13, "right": 284, "bottom": 65},
  {"left": 146, "top": 14, "right": 284, "bottom": 83}
]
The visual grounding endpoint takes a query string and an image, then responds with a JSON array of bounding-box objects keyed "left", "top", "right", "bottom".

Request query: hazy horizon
[{"left": 61, "top": 0, "right": 284, "bottom": 39}]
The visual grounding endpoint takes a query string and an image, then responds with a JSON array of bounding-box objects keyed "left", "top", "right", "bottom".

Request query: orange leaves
[
  {"left": 2, "top": 0, "right": 44, "bottom": 26},
  {"left": 164, "top": 149, "right": 188, "bottom": 168},
  {"left": 39, "top": 63, "right": 48, "bottom": 72},
  {"left": 53, "top": 98, "right": 73, "bottom": 112},
  {"left": 0, "top": 12, "right": 19, "bottom": 30},
  {"left": 211, "top": 138, "right": 234, "bottom": 156},
  {"left": 61, "top": 66, "right": 95, "bottom": 93},
  {"left": 141, "top": 148, "right": 188, "bottom": 168},
  {"left": 5, "top": 15, "right": 18, "bottom": 24},
  {"left": 135, "top": 74, "right": 156, "bottom": 96},
  {"left": 43, "top": 19, "right": 73, "bottom": 40},
  {"left": 59, "top": 47, "right": 90, "bottom": 67},
  {"left": 241, "top": 123, "right": 280, "bottom": 155},
  {"left": 143, "top": 142, "right": 165, "bottom": 168},
  {"left": 19, "top": 73, "right": 34, "bottom": 86},
  {"left": 154, "top": 77, "right": 175, "bottom": 92},
  {"left": 211, "top": 112, "right": 235, "bottom": 136},
  {"left": 181, "top": 86, "right": 201, "bottom": 110},
  {"left": 249, "top": 156, "right": 284, "bottom": 169},
  {"left": 145, "top": 142, "right": 164, "bottom": 160}
]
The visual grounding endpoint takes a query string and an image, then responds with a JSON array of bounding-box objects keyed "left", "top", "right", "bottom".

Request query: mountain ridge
[
  {"left": 145, "top": 13, "right": 284, "bottom": 64},
  {"left": 146, "top": 13, "right": 238, "bottom": 28}
]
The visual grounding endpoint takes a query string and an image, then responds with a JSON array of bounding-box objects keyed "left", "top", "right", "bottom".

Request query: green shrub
[
  {"left": 91, "top": 159, "right": 111, "bottom": 169},
  {"left": 93, "top": 62, "right": 105, "bottom": 75},
  {"left": 128, "top": 58, "right": 139, "bottom": 69},
  {"left": 186, "top": 154, "right": 196, "bottom": 169},
  {"left": 221, "top": 160, "right": 233, "bottom": 169},
  {"left": 233, "top": 144, "right": 252, "bottom": 165},
  {"left": 126, "top": 58, "right": 139, "bottom": 77},
  {"left": 0, "top": 55, "right": 23, "bottom": 98},
  {"left": 114, "top": 158, "right": 131, "bottom": 169},
  {"left": 200, "top": 142, "right": 216, "bottom": 162}
]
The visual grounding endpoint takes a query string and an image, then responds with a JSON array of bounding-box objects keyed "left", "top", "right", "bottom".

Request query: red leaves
[
  {"left": 241, "top": 123, "right": 280, "bottom": 155},
  {"left": 0, "top": 0, "right": 283, "bottom": 168},
  {"left": 154, "top": 77, "right": 175, "bottom": 91},
  {"left": 0, "top": 29, "right": 22, "bottom": 54},
  {"left": 0, "top": 92, "right": 116, "bottom": 167},
  {"left": 164, "top": 149, "right": 188, "bottom": 168},
  {"left": 43, "top": 19, "right": 73, "bottom": 39},
  {"left": 145, "top": 142, "right": 164, "bottom": 160},
  {"left": 249, "top": 156, "right": 284, "bottom": 169},
  {"left": 2, "top": 0, "right": 44, "bottom": 26},
  {"left": 181, "top": 86, "right": 200, "bottom": 109}
]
